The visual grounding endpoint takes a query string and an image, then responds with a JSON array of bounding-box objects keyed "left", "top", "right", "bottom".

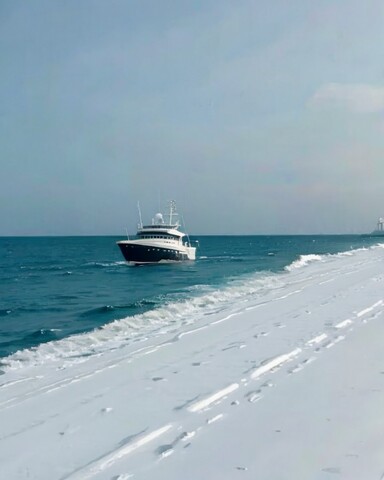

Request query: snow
[{"left": 1, "top": 245, "right": 384, "bottom": 479}]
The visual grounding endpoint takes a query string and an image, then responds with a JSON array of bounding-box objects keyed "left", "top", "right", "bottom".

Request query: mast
[
  {"left": 137, "top": 201, "right": 143, "bottom": 229},
  {"left": 169, "top": 200, "right": 176, "bottom": 226}
]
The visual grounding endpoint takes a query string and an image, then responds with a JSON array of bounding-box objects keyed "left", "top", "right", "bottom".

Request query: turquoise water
[{"left": 0, "top": 235, "right": 379, "bottom": 359}]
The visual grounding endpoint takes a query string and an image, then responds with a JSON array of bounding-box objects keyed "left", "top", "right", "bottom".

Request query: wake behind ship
[{"left": 117, "top": 201, "right": 196, "bottom": 265}]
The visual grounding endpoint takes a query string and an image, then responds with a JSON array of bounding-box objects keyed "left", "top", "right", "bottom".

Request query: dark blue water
[{"left": 0, "top": 235, "right": 379, "bottom": 358}]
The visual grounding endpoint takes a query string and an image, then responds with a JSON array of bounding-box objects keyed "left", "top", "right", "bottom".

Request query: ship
[
  {"left": 117, "top": 201, "right": 196, "bottom": 265},
  {"left": 363, "top": 217, "right": 384, "bottom": 237}
]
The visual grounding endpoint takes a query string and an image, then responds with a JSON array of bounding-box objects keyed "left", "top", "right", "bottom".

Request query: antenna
[{"left": 137, "top": 201, "right": 143, "bottom": 229}]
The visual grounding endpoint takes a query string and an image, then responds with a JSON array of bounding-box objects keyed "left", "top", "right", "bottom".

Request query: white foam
[
  {"left": 84, "top": 261, "right": 127, "bottom": 267},
  {"left": 1, "top": 274, "right": 284, "bottom": 370},
  {"left": 285, "top": 254, "right": 323, "bottom": 272}
]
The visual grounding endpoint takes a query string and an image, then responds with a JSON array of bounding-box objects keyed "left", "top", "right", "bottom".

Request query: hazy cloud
[{"left": 309, "top": 83, "right": 384, "bottom": 113}]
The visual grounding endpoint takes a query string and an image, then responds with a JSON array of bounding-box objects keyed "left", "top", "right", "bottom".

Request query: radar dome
[{"left": 154, "top": 213, "right": 164, "bottom": 224}]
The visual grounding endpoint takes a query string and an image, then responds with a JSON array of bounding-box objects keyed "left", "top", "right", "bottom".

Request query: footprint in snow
[
  {"left": 261, "top": 381, "right": 273, "bottom": 388},
  {"left": 207, "top": 414, "right": 224, "bottom": 424},
  {"left": 254, "top": 332, "right": 269, "bottom": 339},
  {"left": 222, "top": 342, "right": 246, "bottom": 351},
  {"left": 179, "top": 431, "right": 195, "bottom": 441},
  {"left": 288, "top": 364, "right": 303, "bottom": 374},
  {"left": 101, "top": 407, "right": 113, "bottom": 414},
  {"left": 321, "top": 467, "right": 341, "bottom": 475},
  {"left": 157, "top": 444, "right": 174, "bottom": 458},
  {"left": 245, "top": 390, "right": 262, "bottom": 403}
]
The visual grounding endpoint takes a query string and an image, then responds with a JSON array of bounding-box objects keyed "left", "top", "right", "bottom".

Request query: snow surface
[{"left": 2, "top": 245, "right": 384, "bottom": 479}]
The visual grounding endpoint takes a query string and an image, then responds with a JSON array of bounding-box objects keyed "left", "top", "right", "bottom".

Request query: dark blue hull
[{"left": 117, "top": 243, "right": 188, "bottom": 264}]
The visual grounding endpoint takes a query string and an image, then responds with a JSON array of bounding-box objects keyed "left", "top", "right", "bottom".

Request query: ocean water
[{"left": 0, "top": 235, "right": 380, "bottom": 366}]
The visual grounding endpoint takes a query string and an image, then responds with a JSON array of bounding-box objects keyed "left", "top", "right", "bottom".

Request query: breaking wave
[
  {"left": 1, "top": 243, "right": 382, "bottom": 371},
  {"left": 285, "top": 254, "right": 323, "bottom": 272},
  {"left": 1, "top": 272, "right": 284, "bottom": 370}
]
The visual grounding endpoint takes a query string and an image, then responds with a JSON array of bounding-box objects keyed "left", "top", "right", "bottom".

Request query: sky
[{"left": 1, "top": 0, "right": 384, "bottom": 235}]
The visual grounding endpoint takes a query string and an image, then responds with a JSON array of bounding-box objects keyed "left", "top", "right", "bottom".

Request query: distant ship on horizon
[{"left": 363, "top": 217, "right": 384, "bottom": 237}]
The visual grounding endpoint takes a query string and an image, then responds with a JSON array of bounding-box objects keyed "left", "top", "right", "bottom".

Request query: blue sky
[{"left": 1, "top": 0, "right": 384, "bottom": 235}]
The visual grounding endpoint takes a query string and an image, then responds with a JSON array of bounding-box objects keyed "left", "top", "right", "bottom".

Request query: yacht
[{"left": 117, "top": 201, "right": 196, "bottom": 265}]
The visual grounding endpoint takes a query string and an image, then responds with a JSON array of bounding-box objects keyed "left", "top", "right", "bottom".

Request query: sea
[{"left": 0, "top": 235, "right": 380, "bottom": 368}]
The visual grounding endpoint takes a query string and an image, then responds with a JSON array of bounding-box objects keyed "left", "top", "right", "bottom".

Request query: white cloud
[{"left": 309, "top": 83, "right": 384, "bottom": 113}]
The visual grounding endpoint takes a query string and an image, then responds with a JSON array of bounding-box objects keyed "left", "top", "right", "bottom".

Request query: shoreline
[{"left": 1, "top": 245, "right": 384, "bottom": 479}]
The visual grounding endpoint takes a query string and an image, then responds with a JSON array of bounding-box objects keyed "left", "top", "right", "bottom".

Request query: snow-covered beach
[{"left": 2, "top": 245, "right": 384, "bottom": 480}]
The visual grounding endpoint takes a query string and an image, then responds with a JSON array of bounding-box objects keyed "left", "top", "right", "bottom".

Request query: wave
[
  {"left": 285, "top": 254, "right": 323, "bottom": 272},
  {"left": 80, "top": 305, "right": 116, "bottom": 317},
  {"left": 284, "top": 244, "right": 382, "bottom": 272},
  {"left": 0, "top": 272, "right": 284, "bottom": 370},
  {"left": 80, "top": 299, "right": 161, "bottom": 318},
  {"left": 81, "top": 261, "right": 127, "bottom": 269},
  {"left": 1, "top": 244, "right": 382, "bottom": 371},
  {"left": 20, "top": 264, "right": 65, "bottom": 272},
  {"left": 23, "top": 328, "right": 62, "bottom": 341}
]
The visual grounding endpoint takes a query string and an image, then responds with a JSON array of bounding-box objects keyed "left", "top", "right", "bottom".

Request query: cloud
[{"left": 309, "top": 83, "right": 384, "bottom": 113}]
